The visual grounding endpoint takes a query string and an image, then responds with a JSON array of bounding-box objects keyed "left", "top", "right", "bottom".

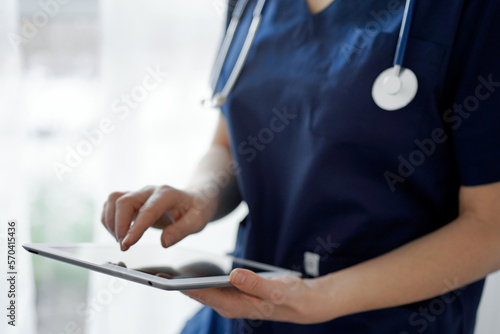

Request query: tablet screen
[
  {"left": 49, "top": 244, "right": 279, "bottom": 278},
  {"left": 24, "top": 243, "right": 301, "bottom": 290}
]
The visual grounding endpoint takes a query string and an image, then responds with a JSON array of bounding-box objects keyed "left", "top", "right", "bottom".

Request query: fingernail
[
  {"left": 121, "top": 234, "right": 131, "bottom": 250},
  {"left": 231, "top": 271, "right": 245, "bottom": 285}
]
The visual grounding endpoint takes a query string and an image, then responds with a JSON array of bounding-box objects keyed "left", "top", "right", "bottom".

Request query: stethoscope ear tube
[
  {"left": 208, "top": 0, "right": 250, "bottom": 91},
  {"left": 204, "top": 0, "right": 267, "bottom": 108}
]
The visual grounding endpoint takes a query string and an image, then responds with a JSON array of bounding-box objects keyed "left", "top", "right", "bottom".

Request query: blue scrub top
[{"left": 183, "top": 0, "right": 500, "bottom": 333}]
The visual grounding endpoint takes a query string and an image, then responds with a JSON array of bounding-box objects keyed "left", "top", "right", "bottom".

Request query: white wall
[
  {"left": 85, "top": 1, "right": 242, "bottom": 333},
  {"left": 1, "top": 1, "right": 38, "bottom": 334}
]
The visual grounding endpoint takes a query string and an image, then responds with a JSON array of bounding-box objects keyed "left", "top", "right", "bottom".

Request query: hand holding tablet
[{"left": 23, "top": 243, "right": 301, "bottom": 290}]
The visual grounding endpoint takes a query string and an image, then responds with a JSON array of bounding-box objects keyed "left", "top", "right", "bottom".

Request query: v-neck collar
[{"left": 301, "top": 0, "right": 339, "bottom": 18}]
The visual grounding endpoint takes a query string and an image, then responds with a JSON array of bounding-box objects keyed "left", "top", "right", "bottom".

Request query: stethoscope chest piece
[{"left": 372, "top": 66, "right": 418, "bottom": 111}]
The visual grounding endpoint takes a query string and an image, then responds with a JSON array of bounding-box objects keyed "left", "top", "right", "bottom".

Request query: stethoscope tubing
[
  {"left": 209, "top": 0, "right": 250, "bottom": 91},
  {"left": 207, "top": 0, "right": 266, "bottom": 107},
  {"left": 393, "top": 0, "right": 416, "bottom": 69},
  {"left": 220, "top": 3, "right": 264, "bottom": 99}
]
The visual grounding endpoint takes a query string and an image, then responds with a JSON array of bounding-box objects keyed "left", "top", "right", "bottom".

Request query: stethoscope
[{"left": 203, "top": 0, "right": 418, "bottom": 112}]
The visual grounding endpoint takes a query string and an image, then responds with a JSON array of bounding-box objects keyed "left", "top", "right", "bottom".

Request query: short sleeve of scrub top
[{"left": 181, "top": 1, "right": 500, "bottom": 333}]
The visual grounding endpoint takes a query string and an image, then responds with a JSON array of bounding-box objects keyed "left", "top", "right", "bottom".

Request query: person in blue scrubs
[{"left": 101, "top": 0, "right": 500, "bottom": 333}]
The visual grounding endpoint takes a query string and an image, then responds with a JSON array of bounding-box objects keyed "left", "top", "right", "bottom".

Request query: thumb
[{"left": 230, "top": 269, "right": 282, "bottom": 301}]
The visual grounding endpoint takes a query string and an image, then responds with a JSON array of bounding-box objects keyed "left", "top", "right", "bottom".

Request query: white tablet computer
[{"left": 23, "top": 243, "right": 301, "bottom": 290}]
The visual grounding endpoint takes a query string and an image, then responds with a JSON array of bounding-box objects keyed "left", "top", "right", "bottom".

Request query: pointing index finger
[
  {"left": 114, "top": 187, "right": 154, "bottom": 247},
  {"left": 120, "top": 187, "right": 180, "bottom": 251}
]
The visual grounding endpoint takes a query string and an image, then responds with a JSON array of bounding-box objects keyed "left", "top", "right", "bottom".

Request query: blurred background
[
  {"left": 0, "top": 0, "right": 499, "bottom": 333},
  {"left": 0, "top": 0, "right": 246, "bottom": 333}
]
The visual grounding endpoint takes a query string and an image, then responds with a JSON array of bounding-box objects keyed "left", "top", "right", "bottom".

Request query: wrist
[
  {"left": 185, "top": 183, "right": 221, "bottom": 223},
  {"left": 306, "top": 272, "right": 347, "bottom": 321}
]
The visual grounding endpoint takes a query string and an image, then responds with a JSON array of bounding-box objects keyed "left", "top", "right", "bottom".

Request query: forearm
[
  {"left": 187, "top": 143, "right": 241, "bottom": 222},
  {"left": 178, "top": 185, "right": 500, "bottom": 325},
  {"left": 319, "top": 212, "right": 500, "bottom": 319}
]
